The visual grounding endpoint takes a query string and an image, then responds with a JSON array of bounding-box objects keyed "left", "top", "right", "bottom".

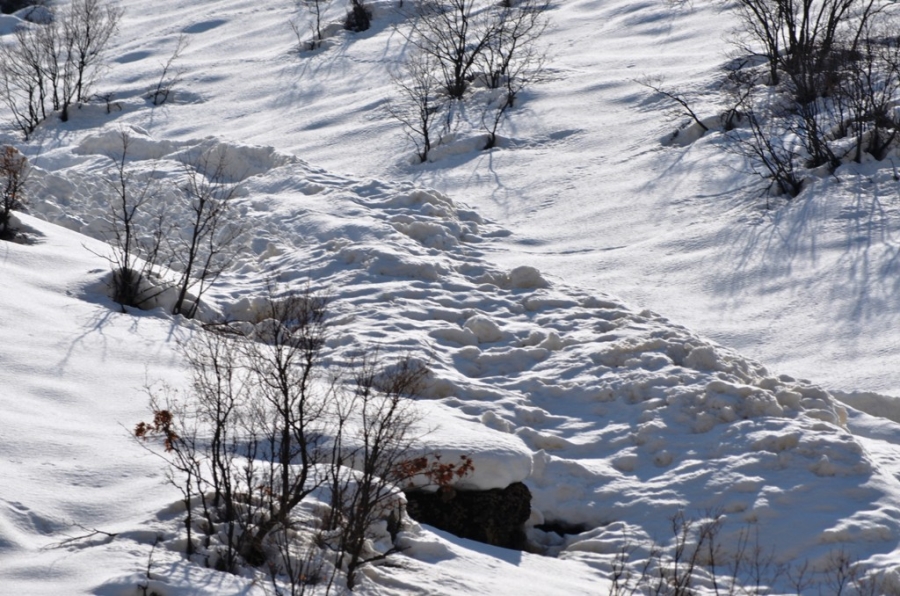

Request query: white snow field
[{"left": 4, "top": 0, "right": 900, "bottom": 593}]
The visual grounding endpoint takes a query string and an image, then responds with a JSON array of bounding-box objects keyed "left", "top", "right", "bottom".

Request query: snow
[{"left": 5, "top": 0, "right": 900, "bottom": 593}]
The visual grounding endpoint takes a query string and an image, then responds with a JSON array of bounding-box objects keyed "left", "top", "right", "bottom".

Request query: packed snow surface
[{"left": 4, "top": 0, "right": 900, "bottom": 593}]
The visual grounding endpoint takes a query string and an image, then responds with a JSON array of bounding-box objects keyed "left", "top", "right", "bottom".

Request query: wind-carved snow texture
[{"left": 19, "top": 131, "right": 900, "bottom": 587}]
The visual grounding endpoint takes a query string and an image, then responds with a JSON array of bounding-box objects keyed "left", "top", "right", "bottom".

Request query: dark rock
[{"left": 404, "top": 482, "right": 532, "bottom": 550}]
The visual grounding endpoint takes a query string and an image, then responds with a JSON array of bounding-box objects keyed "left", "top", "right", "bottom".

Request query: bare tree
[
  {"left": 0, "top": 0, "right": 120, "bottom": 135},
  {"left": 63, "top": 0, "right": 122, "bottom": 106},
  {"left": 389, "top": 50, "right": 449, "bottom": 163},
  {"left": 333, "top": 354, "right": 427, "bottom": 589},
  {"left": 148, "top": 34, "right": 189, "bottom": 106},
  {"left": 102, "top": 131, "right": 170, "bottom": 309},
  {"left": 404, "top": 0, "right": 500, "bottom": 99},
  {"left": 170, "top": 147, "right": 244, "bottom": 318},
  {"left": 294, "top": 0, "right": 333, "bottom": 50}
]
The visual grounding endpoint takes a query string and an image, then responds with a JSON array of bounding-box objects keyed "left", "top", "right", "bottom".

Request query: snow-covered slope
[
  {"left": 24, "top": 0, "right": 897, "bottom": 397},
  {"left": 5, "top": 0, "right": 900, "bottom": 593}
]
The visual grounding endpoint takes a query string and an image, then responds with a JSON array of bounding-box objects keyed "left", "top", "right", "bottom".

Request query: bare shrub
[
  {"left": 605, "top": 512, "right": 900, "bottom": 595},
  {"left": 0, "top": 145, "right": 28, "bottom": 241},
  {"left": 403, "top": 0, "right": 500, "bottom": 99},
  {"left": 478, "top": 0, "right": 548, "bottom": 99},
  {"left": 637, "top": 76, "right": 710, "bottom": 134},
  {"left": 170, "top": 146, "right": 245, "bottom": 318},
  {"left": 0, "top": 21, "right": 55, "bottom": 137},
  {"left": 295, "top": 0, "right": 333, "bottom": 50},
  {"left": 389, "top": 49, "right": 449, "bottom": 163},
  {"left": 731, "top": 0, "right": 885, "bottom": 93},
  {"left": 834, "top": 33, "right": 900, "bottom": 161},
  {"left": 148, "top": 34, "right": 188, "bottom": 106},
  {"left": 0, "top": 0, "right": 120, "bottom": 137},
  {"left": 134, "top": 394, "right": 205, "bottom": 559},
  {"left": 394, "top": 0, "right": 548, "bottom": 157},
  {"left": 480, "top": 0, "right": 547, "bottom": 149},
  {"left": 728, "top": 102, "right": 804, "bottom": 200},
  {"left": 64, "top": 0, "right": 123, "bottom": 108},
  {"left": 101, "top": 131, "right": 170, "bottom": 309},
  {"left": 332, "top": 354, "right": 429, "bottom": 589},
  {"left": 136, "top": 288, "right": 431, "bottom": 592}
]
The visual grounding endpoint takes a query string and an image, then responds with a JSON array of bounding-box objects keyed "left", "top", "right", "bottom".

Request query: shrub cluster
[
  {"left": 0, "top": 0, "right": 121, "bottom": 138},
  {"left": 390, "top": 0, "right": 549, "bottom": 161},
  {"left": 726, "top": 0, "right": 900, "bottom": 197},
  {"left": 607, "top": 511, "right": 899, "bottom": 595},
  {"left": 135, "top": 288, "right": 455, "bottom": 592},
  {"left": 650, "top": 0, "right": 900, "bottom": 199},
  {"left": 98, "top": 132, "right": 244, "bottom": 318}
]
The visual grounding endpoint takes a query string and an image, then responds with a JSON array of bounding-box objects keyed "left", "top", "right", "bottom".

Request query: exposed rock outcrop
[{"left": 405, "top": 482, "right": 532, "bottom": 550}]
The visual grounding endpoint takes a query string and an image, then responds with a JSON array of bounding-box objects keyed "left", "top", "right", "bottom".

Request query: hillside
[{"left": 4, "top": 0, "right": 900, "bottom": 593}]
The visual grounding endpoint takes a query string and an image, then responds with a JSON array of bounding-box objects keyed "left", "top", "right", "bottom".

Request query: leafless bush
[
  {"left": 731, "top": 0, "right": 885, "bottom": 92},
  {"left": 97, "top": 137, "right": 244, "bottom": 316},
  {"left": 134, "top": 392, "right": 206, "bottom": 559},
  {"left": 0, "top": 21, "right": 57, "bottom": 137},
  {"left": 605, "top": 512, "right": 900, "bottom": 595},
  {"left": 148, "top": 34, "right": 188, "bottom": 106},
  {"left": 715, "top": 9, "right": 900, "bottom": 200},
  {"left": 332, "top": 354, "right": 428, "bottom": 589},
  {"left": 478, "top": 0, "right": 547, "bottom": 99},
  {"left": 638, "top": 77, "right": 710, "bottom": 134},
  {"left": 294, "top": 0, "right": 333, "bottom": 50},
  {"left": 788, "top": 93, "right": 842, "bottom": 169},
  {"left": 393, "top": 0, "right": 548, "bottom": 157},
  {"left": 0, "top": 145, "right": 28, "bottom": 241},
  {"left": 0, "top": 0, "right": 120, "bottom": 136},
  {"left": 728, "top": 102, "right": 804, "bottom": 200},
  {"left": 136, "top": 288, "right": 430, "bottom": 592},
  {"left": 65, "top": 0, "right": 122, "bottom": 107},
  {"left": 404, "top": 0, "right": 499, "bottom": 99},
  {"left": 101, "top": 131, "right": 170, "bottom": 309},
  {"left": 479, "top": 0, "right": 547, "bottom": 149},
  {"left": 834, "top": 33, "right": 900, "bottom": 161},
  {"left": 389, "top": 49, "right": 449, "bottom": 163},
  {"left": 170, "top": 146, "right": 245, "bottom": 318}
]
